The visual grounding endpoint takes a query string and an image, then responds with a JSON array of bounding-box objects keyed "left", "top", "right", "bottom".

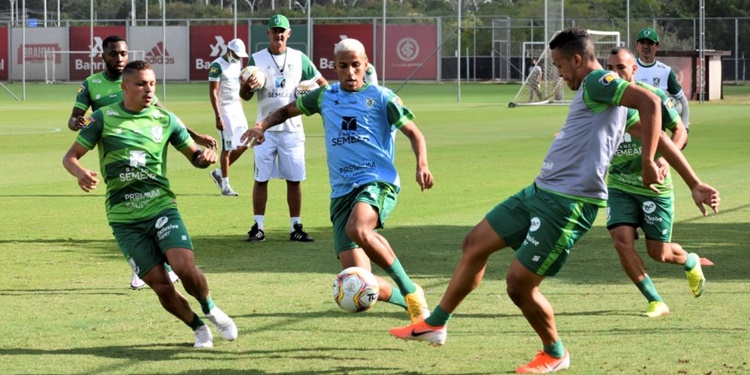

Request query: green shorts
[
  {"left": 109, "top": 208, "right": 194, "bottom": 278},
  {"left": 606, "top": 187, "right": 674, "bottom": 242},
  {"left": 486, "top": 184, "right": 599, "bottom": 276},
  {"left": 329, "top": 181, "right": 399, "bottom": 256}
]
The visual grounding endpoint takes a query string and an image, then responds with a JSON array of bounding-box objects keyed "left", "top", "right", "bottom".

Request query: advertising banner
[
  {"left": 128, "top": 26, "right": 189, "bottom": 80},
  {"left": 381, "top": 24, "right": 438, "bottom": 80},
  {"left": 312, "top": 24, "right": 373, "bottom": 80},
  {"left": 189, "top": 25, "right": 249, "bottom": 81},
  {"left": 68, "top": 26, "right": 127, "bottom": 82},
  {"left": 0, "top": 27, "right": 7, "bottom": 80},
  {"left": 10, "top": 27, "right": 67, "bottom": 81}
]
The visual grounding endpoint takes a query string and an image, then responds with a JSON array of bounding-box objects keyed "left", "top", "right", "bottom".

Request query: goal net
[
  {"left": 509, "top": 30, "right": 621, "bottom": 108},
  {"left": 44, "top": 50, "right": 145, "bottom": 84}
]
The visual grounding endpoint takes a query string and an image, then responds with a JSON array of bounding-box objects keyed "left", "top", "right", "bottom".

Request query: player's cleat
[
  {"left": 193, "top": 325, "right": 214, "bottom": 348},
  {"left": 290, "top": 223, "right": 314, "bottom": 242},
  {"left": 168, "top": 269, "right": 180, "bottom": 284},
  {"left": 246, "top": 223, "right": 266, "bottom": 242},
  {"left": 130, "top": 272, "right": 146, "bottom": 290},
  {"left": 645, "top": 301, "right": 670, "bottom": 318},
  {"left": 221, "top": 185, "right": 239, "bottom": 197},
  {"left": 389, "top": 318, "right": 447, "bottom": 347},
  {"left": 209, "top": 169, "right": 222, "bottom": 191},
  {"left": 404, "top": 284, "right": 430, "bottom": 323},
  {"left": 685, "top": 253, "right": 706, "bottom": 298},
  {"left": 515, "top": 350, "right": 570, "bottom": 374},
  {"left": 206, "top": 307, "right": 238, "bottom": 341}
]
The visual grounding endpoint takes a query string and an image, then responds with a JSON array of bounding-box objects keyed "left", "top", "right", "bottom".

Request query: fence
[{"left": 1, "top": 16, "right": 748, "bottom": 84}]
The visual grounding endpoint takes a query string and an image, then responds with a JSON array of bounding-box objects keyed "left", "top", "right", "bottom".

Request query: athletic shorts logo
[
  {"left": 155, "top": 216, "right": 169, "bottom": 229},
  {"left": 642, "top": 201, "right": 656, "bottom": 214},
  {"left": 529, "top": 217, "right": 541, "bottom": 232}
]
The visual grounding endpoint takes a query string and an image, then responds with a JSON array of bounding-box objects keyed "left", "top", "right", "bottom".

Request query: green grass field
[{"left": 1, "top": 82, "right": 749, "bottom": 374}]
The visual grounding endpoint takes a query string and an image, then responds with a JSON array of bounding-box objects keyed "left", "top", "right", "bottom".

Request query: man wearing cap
[
  {"left": 634, "top": 27, "right": 690, "bottom": 133},
  {"left": 207, "top": 38, "right": 250, "bottom": 197},
  {"left": 240, "top": 14, "right": 328, "bottom": 243}
]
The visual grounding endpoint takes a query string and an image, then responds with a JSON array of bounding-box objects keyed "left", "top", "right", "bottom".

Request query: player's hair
[
  {"left": 610, "top": 46, "right": 635, "bottom": 59},
  {"left": 549, "top": 28, "right": 595, "bottom": 61},
  {"left": 122, "top": 60, "right": 152, "bottom": 79},
  {"left": 334, "top": 38, "right": 366, "bottom": 56},
  {"left": 102, "top": 35, "right": 127, "bottom": 51}
]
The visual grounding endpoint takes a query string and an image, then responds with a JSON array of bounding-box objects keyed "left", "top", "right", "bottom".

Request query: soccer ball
[
  {"left": 332, "top": 267, "right": 379, "bottom": 313},
  {"left": 295, "top": 79, "right": 319, "bottom": 99},
  {"left": 666, "top": 96, "right": 684, "bottom": 117},
  {"left": 240, "top": 66, "right": 266, "bottom": 92}
]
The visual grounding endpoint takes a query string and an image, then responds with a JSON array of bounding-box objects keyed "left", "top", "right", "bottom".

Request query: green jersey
[
  {"left": 74, "top": 71, "right": 158, "bottom": 112},
  {"left": 607, "top": 82, "right": 680, "bottom": 197},
  {"left": 76, "top": 102, "right": 193, "bottom": 223}
]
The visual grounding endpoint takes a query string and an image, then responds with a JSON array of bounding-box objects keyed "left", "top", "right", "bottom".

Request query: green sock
[
  {"left": 636, "top": 276, "right": 663, "bottom": 303},
  {"left": 387, "top": 286, "right": 407, "bottom": 309},
  {"left": 683, "top": 253, "right": 697, "bottom": 271},
  {"left": 199, "top": 295, "right": 216, "bottom": 314},
  {"left": 385, "top": 258, "right": 416, "bottom": 295},
  {"left": 186, "top": 313, "right": 205, "bottom": 331},
  {"left": 544, "top": 338, "right": 565, "bottom": 358},
  {"left": 425, "top": 305, "right": 452, "bottom": 327}
]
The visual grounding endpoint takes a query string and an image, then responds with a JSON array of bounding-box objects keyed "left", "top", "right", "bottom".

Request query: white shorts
[
  {"left": 218, "top": 108, "right": 249, "bottom": 151},
  {"left": 253, "top": 131, "right": 306, "bottom": 182}
]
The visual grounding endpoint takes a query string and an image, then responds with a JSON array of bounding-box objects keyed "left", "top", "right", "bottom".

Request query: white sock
[
  {"left": 254, "top": 215, "right": 265, "bottom": 230},
  {"left": 291, "top": 217, "right": 301, "bottom": 232},
  {"left": 221, "top": 177, "right": 229, "bottom": 189}
]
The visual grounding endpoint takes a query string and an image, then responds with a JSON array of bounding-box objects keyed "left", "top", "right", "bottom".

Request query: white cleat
[
  {"left": 130, "top": 272, "right": 146, "bottom": 290},
  {"left": 206, "top": 307, "right": 238, "bottom": 341},
  {"left": 193, "top": 325, "right": 214, "bottom": 348}
]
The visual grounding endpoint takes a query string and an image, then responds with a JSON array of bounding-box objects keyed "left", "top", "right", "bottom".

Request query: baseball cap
[
  {"left": 636, "top": 28, "right": 659, "bottom": 43},
  {"left": 227, "top": 38, "right": 248, "bottom": 58},
  {"left": 268, "top": 14, "right": 290, "bottom": 30}
]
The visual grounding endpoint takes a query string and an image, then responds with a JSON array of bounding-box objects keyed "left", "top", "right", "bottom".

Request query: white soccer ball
[
  {"left": 241, "top": 65, "right": 266, "bottom": 92},
  {"left": 295, "top": 79, "right": 319, "bottom": 99},
  {"left": 666, "top": 96, "right": 684, "bottom": 117},
  {"left": 332, "top": 267, "right": 379, "bottom": 313}
]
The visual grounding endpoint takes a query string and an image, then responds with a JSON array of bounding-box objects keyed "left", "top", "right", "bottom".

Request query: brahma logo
[
  {"left": 17, "top": 43, "right": 60, "bottom": 63},
  {"left": 396, "top": 38, "right": 419, "bottom": 62},
  {"left": 145, "top": 42, "right": 175, "bottom": 64}
]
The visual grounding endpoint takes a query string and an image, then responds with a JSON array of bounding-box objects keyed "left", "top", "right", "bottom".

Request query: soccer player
[
  {"left": 207, "top": 38, "right": 250, "bottom": 197},
  {"left": 241, "top": 38, "right": 433, "bottom": 324},
  {"left": 67, "top": 35, "right": 217, "bottom": 290},
  {"left": 389, "top": 28, "right": 719, "bottom": 373},
  {"left": 527, "top": 57, "right": 543, "bottom": 101},
  {"left": 240, "top": 14, "right": 327, "bottom": 242},
  {"left": 606, "top": 47, "right": 706, "bottom": 317},
  {"left": 62, "top": 60, "right": 238, "bottom": 349},
  {"left": 634, "top": 28, "right": 691, "bottom": 132}
]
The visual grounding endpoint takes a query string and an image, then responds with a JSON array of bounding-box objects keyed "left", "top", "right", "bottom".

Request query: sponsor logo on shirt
[{"left": 599, "top": 72, "right": 617, "bottom": 85}]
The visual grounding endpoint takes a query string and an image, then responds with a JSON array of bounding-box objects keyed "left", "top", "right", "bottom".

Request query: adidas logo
[{"left": 145, "top": 41, "right": 175, "bottom": 65}]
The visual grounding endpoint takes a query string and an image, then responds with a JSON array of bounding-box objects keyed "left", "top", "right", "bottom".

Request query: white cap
[{"left": 227, "top": 38, "right": 248, "bottom": 58}]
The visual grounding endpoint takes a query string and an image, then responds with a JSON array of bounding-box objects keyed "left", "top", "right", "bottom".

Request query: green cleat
[
  {"left": 645, "top": 301, "right": 670, "bottom": 318},
  {"left": 685, "top": 253, "right": 706, "bottom": 298}
]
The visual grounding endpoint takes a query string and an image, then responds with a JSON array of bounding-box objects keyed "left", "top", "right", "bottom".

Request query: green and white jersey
[
  {"left": 73, "top": 71, "right": 158, "bottom": 113},
  {"left": 607, "top": 82, "right": 680, "bottom": 197},
  {"left": 76, "top": 103, "right": 193, "bottom": 223},
  {"left": 208, "top": 56, "right": 243, "bottom": 111},
  {"left": 535, "top": 70, "right": 639, "bottom": 205},
  {"left": 634, "top": 58, "right": 685, "bottom": 99},
  {"left": 248, "top": 47, "right": 321, "bottom": 132}
]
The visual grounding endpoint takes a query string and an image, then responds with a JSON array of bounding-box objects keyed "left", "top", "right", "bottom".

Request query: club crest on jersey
[
  {"left": 151, "top": 126, "right": 164, "bottom": 142},
  {"left": 652, "top": 77, "right": 661, "bottom": 86},
  {"left": 365, "top": 98, "right": 376, "bottom": 108},
  {"left": 599, "top": 72, "right": 617, "bottom": 85},
  {"left": 210, "top": 66, "right": 218, "bottom": 75},
  {"left": 77, "top": 85, "right": 85, "bottom": 94},
  {"left": 82, "top": 117, "right": 94, "bottom": 128}
]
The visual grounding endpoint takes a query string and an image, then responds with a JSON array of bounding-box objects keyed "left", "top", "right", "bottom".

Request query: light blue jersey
[{"left": 297, "top": 83, "right": 414, "bottom": 198}]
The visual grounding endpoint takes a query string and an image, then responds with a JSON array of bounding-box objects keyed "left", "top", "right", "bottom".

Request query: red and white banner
[
  {"left": 380, "top": 24, "right": 438, "bottom": 80},
  {"left": 68, "top": 26, "right": 127, "bottom": 81},
  {"left": 312, "top": 24, "right": 374, "bottom": 81},
  {"left": 0, "top": 27, "right": 8, "bottom": 80},
  {"left": 189, "top": 25, "right": 249, "bottom": 81}
]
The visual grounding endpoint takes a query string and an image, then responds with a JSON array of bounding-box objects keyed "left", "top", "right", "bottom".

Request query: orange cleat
[
  {"left": 389, "top": 319, "right": 447, "bottom": 347},
  {"left": 515, "top": 350, "right": 570, "bottom": 374}
]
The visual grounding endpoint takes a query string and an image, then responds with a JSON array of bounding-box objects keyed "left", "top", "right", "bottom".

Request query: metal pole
[
  {"left": 57, "top": 0, "right": 60, "bottom": 26},
  {"left": 162, "top": 0, "right": 166, "bottom": 101},
  {"left": 10, "top": 0, "right": 14, "bottom": 27},
  {"left": 626, "top": 0, "right": 630, "bottom": 48},
  {"left": 233, "top": 0, "right": 237, "bottom": 37},
  {"left": 43, "top": 0, "right": 47, "bottom": 27},
  {"left": 22, "top": 0, "right": 26, "bottom": 99},
  {"left": 146, "top": 0, "right": 149, "bottom": 25},
  {"left": 132, "top": 0, "right": 136, "bottom": 25},
  {"left": 90, "top": 0, "right": 94, "bottom": 75},
  {"left": 307, "top": 0, "right": 311, "bottom": 57},
  {"left": 457, "top": 0, "right": 461, "bottom": 103},
  {"left": 381, "top": 0, "right": 386, "bottom": 84},
  {"left": 735, "top": 18, "right": 739, "bottom": 84}
]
